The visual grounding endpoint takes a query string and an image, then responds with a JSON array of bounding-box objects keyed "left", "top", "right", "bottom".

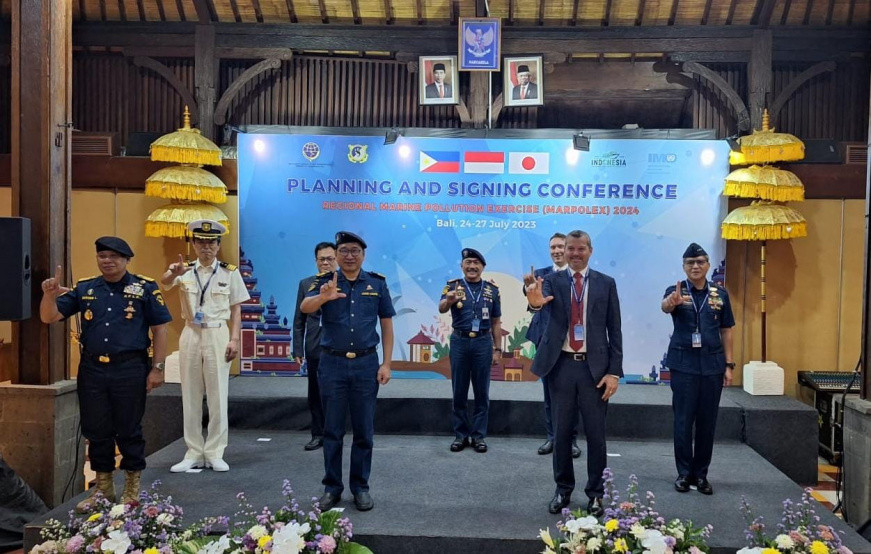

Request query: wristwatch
[
  {"left": 725, "top": 362, "right": 736, "bottom": 369},
  {"left": 153, "top": 362, "right": 166, "bottom": 372}
]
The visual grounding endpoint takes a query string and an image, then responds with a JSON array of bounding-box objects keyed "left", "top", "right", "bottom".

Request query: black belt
[
  {"left": 323, "top": 347, "right": 377, "bottom": 359},
  {"left": 453, "top": 330, "right": 489, "bottom": 339},
  {"left": 560, "top": 351, "right": 587, "bottom": 361},
  {"left": 82, "top": 349, "right": 148, "bottom": 364}
]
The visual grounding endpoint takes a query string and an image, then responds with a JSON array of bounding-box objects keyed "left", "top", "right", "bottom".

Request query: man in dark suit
[
  {"left": 523, "top": 233, "right": 580, "bottom": 458},
  {"left": 526, "top": 229, "right": 622, "bottom": 516},
  {"left": 511, "top": 64, "right": 538, "bottom": 100},
  {"left": 293, "top": 241, "right": 337, "bottom": 451},
  {"left": 424, "top": 63, "right": 452, "bottom": 99}
]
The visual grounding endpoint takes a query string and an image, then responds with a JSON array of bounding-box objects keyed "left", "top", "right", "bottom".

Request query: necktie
[
  {"left": 570, "top": 272, "right": 584, "bottom": 351},
  {"left": 521, "top": 86, "right": 526, "bottom": 100},
  {"left": 438, "top": 85, "right": 444, "bottom": 98}
]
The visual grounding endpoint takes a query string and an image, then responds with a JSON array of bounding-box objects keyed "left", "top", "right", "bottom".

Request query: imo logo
[
  {"left": 648, "top": 153, "right": 677, "bottom": 164},
  {"left": 302, "top": 142, "right": 321, "bottom": 162}
]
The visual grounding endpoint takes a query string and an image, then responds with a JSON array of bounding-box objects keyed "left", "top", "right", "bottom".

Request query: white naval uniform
[{"left": 164, "top": 259, "right": 249, "bottom": 462}]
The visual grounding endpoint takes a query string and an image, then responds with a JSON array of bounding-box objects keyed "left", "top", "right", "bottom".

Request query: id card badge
[
  {"left": 471, "top": 318, "right": 481, "bottom": 332},
  {"left": 573, "top": 324, "right": 585, "bottom": 341},
  {"left": 194, "top": 311, "right": 205, "bottom": 324},
  {"left": 481, "top": 307, "right": 490, "bottom": 320},
  {"left": 692, "top": 332, "right": 702, "bottom": 348}
]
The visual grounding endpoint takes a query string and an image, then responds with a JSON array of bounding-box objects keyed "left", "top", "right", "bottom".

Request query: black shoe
[
  {"left": 304, "top": 437, "right": 323, "bottom": 451},
  {"left": 548, "top": 492, "right": 570, "bottom": 514},
  {"left": 450, "top": 437, "right": 469, "bottom": 452},
  {"left": 571, "top": 441, "right": 582, "bottom": 458},
  {"left": 471, "top": 438, "right": 488, "bottom": 453},
  {"left": 538, "top": 440, "right": 554, "bottom": 455},
  {"left": 695, "top": 478, "right": 713, "bottom": 495},
  {"left": 353, "top": 491, "right": 374, "bottom": 511},
  {"left": 317, "top": 492, "right": 340, "bottom": 511},
  {"left": 586, "top": 497, "right": 604, "bottom": 517},
  {"left": 674, "top": 476, "right": 692, "bottom": 493}
]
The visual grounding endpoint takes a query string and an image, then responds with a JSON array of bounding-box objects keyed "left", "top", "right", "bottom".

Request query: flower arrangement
[
  {"left": 540, "top": 468, "right": 712, "bottom": 554},
  {"left": 739, "top": 488, "right": 852, "bottom": 554},
  {"left": 176, "top": 480, "right": 372, "bottom": 554},
  {"left": 30, "top": 481, "right": 185, "bottom": 553}
]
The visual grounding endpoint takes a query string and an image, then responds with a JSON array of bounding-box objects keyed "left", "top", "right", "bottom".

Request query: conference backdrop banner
[{"left": 237, "top": 132, "right": 729, "bottom": 383}]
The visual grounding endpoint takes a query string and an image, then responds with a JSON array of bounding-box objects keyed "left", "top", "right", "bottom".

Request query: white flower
[
  {"left": 271, "top": 521, "right": 311, "bottom": 554},
  {"left": 197, "top": 535, "right": 231, "bottom": 554},
  {"left": 631, "top": 523, "right": 648, "bottom": 539},
  {"left": 29, "top": 539, "right": 59, "bottom": 553},
  {"left": 586, "top": 537, "right": 603, "bottom": 552},
  {"left": 641, "top": 529, "right": 668, "bottom": 554},
  {"left": 101, "top": 530, "right": 132, "bottom": 554},
  {"left": 247, "top": 524, "right": 268, "bottom": 540},
  {"left": 108, "top": 504, "right": 126, "bottom": 518},
  {"left": 539, "top": 528, "right": 555, "bottom": 548},
  {"left": 156, "top": 513, "right": 175, "bottom": 525},
  {"left": 566, "top": 516, "right": 600, "bottom": 534},
  {"left": 737, "top": 548, "right": 765, "bottom": 554},
  {"left": 775, "top": 535, "right": 795, "bottom": 549}
]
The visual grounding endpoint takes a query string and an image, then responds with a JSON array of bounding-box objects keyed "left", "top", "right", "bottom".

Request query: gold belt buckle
[
  {"left": 346, "top": 352, "right": 357, "bottom": 359},
  {"left": 468, "top": 332, "right": 477, "bottom": 338},
  {"left": 98, "top": 355, "right": 110, "bottom": 363}
]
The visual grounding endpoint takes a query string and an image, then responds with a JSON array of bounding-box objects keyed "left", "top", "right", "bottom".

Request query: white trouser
[{"left": 179, "top": 324, "right": 230, "bottom": 461}]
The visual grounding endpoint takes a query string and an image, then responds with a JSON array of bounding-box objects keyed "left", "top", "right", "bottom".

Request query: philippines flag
[
  {"left": 463, "top": 151, "right": 505, "bottom": 174},
  {"left": 420, "top": 151, "right": 461, "bottom": 173},
  {"left": 508, "top": 152, "right": 550, "bottom": 174}
]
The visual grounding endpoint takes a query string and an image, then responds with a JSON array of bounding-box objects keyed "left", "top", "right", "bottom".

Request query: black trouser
[
  {"left": 77, "top": 355, "right": 149, "bottom": 472},
  {"left": 670, "top": 370, "right": 724, "bottom": 481},
  {"left": 307, "top": 356, "right": 325, "bottom": 438}
]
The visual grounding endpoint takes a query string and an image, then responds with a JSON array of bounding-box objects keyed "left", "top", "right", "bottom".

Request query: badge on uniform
[
  {"left": 194, "top": 311, "right": 205, "bottom": 324},
  {"left": 573, "top": 324, "right": 585, "bottom": 341},
  {"left": 123, "top": 283, "right": 144, "bottom": 298},
  {"left": 692, "top": 332, "right": 702, "bottom": 348},
  {"left": 125, "top": 302, "right": 136, "bottom": 320},
  {"left": 471, "top": 318, "right": 480, "bottom": 332},
  {"left": 481, "top": 307, "right": 490, "bottom": 320},
  {"left": 84, "top": 309, "right": 93, "bottom": 321}
]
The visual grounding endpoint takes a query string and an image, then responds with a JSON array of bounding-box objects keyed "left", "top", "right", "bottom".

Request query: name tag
[
  {"left": 692, "top": 332, "right": 702, "bottom": 348},
  {"left": 481, "top": 307, "right": 489, "bottom": 320},
  {"left": 573, "top": 324, "right": 585, "bottom": 341},
  {"left": 471, "top": 318, "right": 480, "bottom": 332}
]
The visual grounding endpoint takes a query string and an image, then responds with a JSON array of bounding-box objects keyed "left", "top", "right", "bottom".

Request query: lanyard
[
  {"left": 568, "top": 270, "right": 588, "bottom": 323},
  {"left": 685, "top": 279, "right": 710, "bottom": 332},
  {"left": 461, "top": 278, "right": 484, "bottom": 313},
  {"left": 194, "top": 264, "right": 218, "bottom": 307}
]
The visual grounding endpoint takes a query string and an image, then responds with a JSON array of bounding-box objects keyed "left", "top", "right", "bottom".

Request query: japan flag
[{"left": 508, "top": 152, "right": 550, "bottom": 174}]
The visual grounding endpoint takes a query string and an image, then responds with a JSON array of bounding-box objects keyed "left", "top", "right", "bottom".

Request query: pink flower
[
  {"left": 619, "top": 502, "right": 635, "bottom": 511},
  {"left": 318, "top": 535, "right": 337, "bottom": 553},
  {"left": 65, "top": 534, "right": 85, "bottom": 553},
  {"left": 144, "top": 506, "right": 159, "bottom": 518}
]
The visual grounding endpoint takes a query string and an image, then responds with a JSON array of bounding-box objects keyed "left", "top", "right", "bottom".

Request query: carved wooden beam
[
  {"left": 192, "top": 0, "right": 213, "bottom": 22},
  {"left": 770, "top": 60, "right": 836, "bottom": 121},
  {"left": 456, "top": 99, "right": 471, "bottom": 127},
  {"left": 490, "top": 93, "right": 504, "bottom": 124},
  {"left": 214, "top": 57, "right": 283, "bottom": 126},
  {"left": 680, "top": 60, "right": 751, "bottom": 131},
  {"left": 132, "top": 56, "right": 199, "bottom": 122}
]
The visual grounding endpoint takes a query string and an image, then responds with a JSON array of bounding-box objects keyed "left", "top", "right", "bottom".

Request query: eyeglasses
[
  {"left": 683, "top": 259, "right": 709, "bottom": 267},
  {"left": 317, "top": 257, "right": 336, "bottom": 263},
  {"left": 337, "top": 248, "right": 363, "bottom": 257}
]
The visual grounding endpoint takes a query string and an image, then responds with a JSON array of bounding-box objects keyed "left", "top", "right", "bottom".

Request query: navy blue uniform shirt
[
  {"left": 56, "top": 272, "right": 173, "bottom": 355},
  {"left": 441, "top": 279, "right": 501, "bottom": 332},
  {"left": 664, "top": 281, "right": 734, "bottom": 375},
  {"left": 306, "top": 270, "right": 396, "bottom": 350}
]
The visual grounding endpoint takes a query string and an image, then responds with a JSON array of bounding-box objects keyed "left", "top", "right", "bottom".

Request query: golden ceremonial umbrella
[
  {"left": 724, "top": 165, "right": 804, "bottom": 203},
  {"left": 729, "top": 109, "right": 804, "bottom": 166},
  {"left": 145, "top": 165, "right": 228, "bottom": 203},
  {"left": 145, "top": 203, "right": 230, "bottom": 239},
  {"left": 150, "top": 106, "right": 222, "bottom": 166}
]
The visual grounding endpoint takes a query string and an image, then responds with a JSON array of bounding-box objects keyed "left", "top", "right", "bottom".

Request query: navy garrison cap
[
  {"left": 462, "top": 248, "right": 486, "bottom": 266},
  {"left": 336, "top": 231, "right": 367, "bottom": 249},
  {"left": 95, "top": 236, "right": 134, "bottom": 258},
  {"left": 682, "top": 243, "right": 708, "bottom": 259}
]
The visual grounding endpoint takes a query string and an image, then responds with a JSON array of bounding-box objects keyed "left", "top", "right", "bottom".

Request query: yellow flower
[
  {"left": 614, "top": 538, "right": 629, "bottom": 552},
  {"left": 144, "top": 549, "right": 159, "bottom": 554},
  {"left": 810, "top": 541, "right": 830, "bottom": 554},
  {"left": 539, "top": 528, "right": 555, "bottom": 548},
  {"left": 257, "top": 535, "right": 272, "bottom": 549},
  {"left": 604, "top": 519, "right": 620, "bottom": 532},
  {"left": 762, "top": 549, "right": 780, "bottom": 554},
  {"left": 87, "top": 513, "right": 101, "bottom": 522}
]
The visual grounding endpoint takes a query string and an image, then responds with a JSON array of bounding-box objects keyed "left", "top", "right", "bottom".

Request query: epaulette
[
  {"left": 77, "top": 275, "right": 98, "bottom": 283},
  {"left": 447, "top": 278, "right": 462, "bottom": 284},
  {"left": 135, "top": 274, "right": 156, "bottom": 282},
  {"left": 219, "top": 261, "right": 237, "bottom": 271},
  {"left": 368, "top": 271, "right": 387, "bottom": 280},
  {"left": 187, "top": 261, "right": 196, "bottom": 267},
  {"left": 315, "top": 270, "right": 334, "bottom": 279},
  {"left": 486, "top": 279, "right": 499, "bottom": 288}
]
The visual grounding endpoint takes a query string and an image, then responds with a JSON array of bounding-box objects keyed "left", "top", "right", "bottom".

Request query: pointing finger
[
  {"left": 676, "top": 281, "right": 682, "bottom": 296},
  {"left": 54, "top": 265, "right": 63, "bottom": 283},
  {"left": 178, "top": 254, "right": 184, "bottom": 265}
]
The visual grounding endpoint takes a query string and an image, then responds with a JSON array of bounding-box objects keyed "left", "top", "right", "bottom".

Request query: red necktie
[
  {"left": 439, "top": 85, "right": 444, "bottom": 98},
  {"left": 570, "top": 272, "right": 584, "bottom": 351},
  {"left": 521, "top": 86, "right": 526, "bottom": 100}
]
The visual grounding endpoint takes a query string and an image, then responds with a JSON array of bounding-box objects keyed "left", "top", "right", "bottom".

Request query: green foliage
[
  {"left": 433, "top": 342, "right": 450, "bottom": 361},
  {"left": 506, "top": 325, "right": 529, "bottom": 352}
]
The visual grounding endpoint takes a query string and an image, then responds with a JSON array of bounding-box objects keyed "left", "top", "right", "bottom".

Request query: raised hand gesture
[
  {"left": 41, "top": 265, "right": 70, "bottom": 298},
  {"left": 665, "top": 280, "right": 686, "bottom": 309},
  {"left": 523, "top": 265, "right": 536, "bottom": 287},
  {"left": 319, "top": 273, "right": 347, "bottom": 302},
  {"left": 444, "top": 287, "right": 460, "bottom": 305},
  {"left": 168, "top": 254, "right": 191, "bottom": 277},
  {"left": 526, "top": 276, "right": 554, "bottom": 308}
]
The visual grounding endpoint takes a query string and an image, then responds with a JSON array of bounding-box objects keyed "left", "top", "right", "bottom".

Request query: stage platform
[{"left": 26, "top": 431, "right": 870, "bottom": 554}]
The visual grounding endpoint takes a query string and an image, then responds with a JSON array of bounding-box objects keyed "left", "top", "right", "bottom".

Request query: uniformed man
[
  {"left": 661, "top": 242, "right": 735, "bottom": 496},
  {"left": 39, "top": 237, "right": 171, "bottom": 511},
  {"left": 439, "top": 248, "right": 502, "bottom": 453},
  {"left": 160, "top": 219, "right": 250, "bottom": 473},
  {"left": 300, "top": 231, "right": 395, "bottom": 512}
]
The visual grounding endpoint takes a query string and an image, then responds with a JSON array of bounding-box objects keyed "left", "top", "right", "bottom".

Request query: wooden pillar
[
  {"left": 195, "top": 25, "right": 217, "bottom": 140},
  {"left": 748, "top": 29, "right": 772, "bottom": 131},
  {"left": 467, "top": 73, "right": 491, "bottom": 128},
  {"left": 10, "top": 0, "right": 72, "bottom": 385}
]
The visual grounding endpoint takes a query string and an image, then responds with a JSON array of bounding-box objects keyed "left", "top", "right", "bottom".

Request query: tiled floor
[{"left": 811, "top": 458, "right": 843, "bottom": 515}]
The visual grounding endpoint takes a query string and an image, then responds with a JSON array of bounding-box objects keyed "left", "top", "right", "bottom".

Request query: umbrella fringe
[
  {"left": 145, "top": 182, "right": 227, "bottom": 203},
  {"left": 145, "top": 221, "right": 190, "bottom": 239},
  {"left": 150, "top": 145, "right": 222, "bottom": 166},
  {"left": 739, "top": 142, "right": 805, "bottom": 164},
  {"left": 723, "top": 182, "right": 805, "bottom": 202},
  {"left": 721, "top": 222, "right": 808, "bottom": 240}
]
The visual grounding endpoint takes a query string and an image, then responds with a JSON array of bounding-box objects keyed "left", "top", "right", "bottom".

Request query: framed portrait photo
[
  {"left": 419, "top": 56, "right": 459, "bottom": 106},
  {"left": 458, "top": 18, "right": 501, "bottom": 71},
  {"left": 504, "top": 56, "right": 544, "bottom": 107}
]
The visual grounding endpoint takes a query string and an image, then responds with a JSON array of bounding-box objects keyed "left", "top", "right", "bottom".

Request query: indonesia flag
[
  {"left": 463, "top": 151, "right": 505, "bottom": 174},
  {"left": 508, "top": 152, "right": 550, "bottom": 174},
  {"left": 420, "top": 151, "right": 461, "bottom": 173}
]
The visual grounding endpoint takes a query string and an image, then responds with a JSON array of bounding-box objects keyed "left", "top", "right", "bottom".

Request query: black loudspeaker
[
  {"left": 125, "top": 132, "right": 164, "bottom": 157},
  {"left": 792, "top": 139, "right": 841, "bottom": 164},
  {"left": 0, "top": 217, "right": 32, "bottom": 321},
  {"left": 858, "top": 519, "right": 871, "bottom": 541}
]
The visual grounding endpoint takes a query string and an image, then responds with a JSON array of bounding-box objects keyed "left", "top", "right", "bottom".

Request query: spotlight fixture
[
  {"left": 726, "top": 134, "right": 741, "bottom": 152},
  {"left": 384, "top": 128, "right": 400, "bottom": 145},
  {"left": 572, "top": 133, "right": 590, "bottom": 152}
]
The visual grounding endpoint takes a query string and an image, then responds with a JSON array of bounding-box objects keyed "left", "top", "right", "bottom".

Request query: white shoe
[
  {"left": 170, "top": 459, "right": 204, "bottom": 473},
  {"left": 207, "top": 458, "right": 230, "bottom": 472}
]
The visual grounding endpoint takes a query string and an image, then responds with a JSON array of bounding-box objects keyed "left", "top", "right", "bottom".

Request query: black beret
[
  {"left": 461, "top": 248, "right": 486, "bottom": 266},
  {"left": 336, "top": 231, "right": 367, "bottom": 249},
  {"left": 95, "top": 236, "right": 134, "bottom": 258},
  {"left": 517, "top": 64, "right": 530, "bottom": 73},
  {"left": 682, "top": 242, "right": 708, "bottom": 259},
  {"left": 433, "top": 63, "right": 446, "bottom": 72}
]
